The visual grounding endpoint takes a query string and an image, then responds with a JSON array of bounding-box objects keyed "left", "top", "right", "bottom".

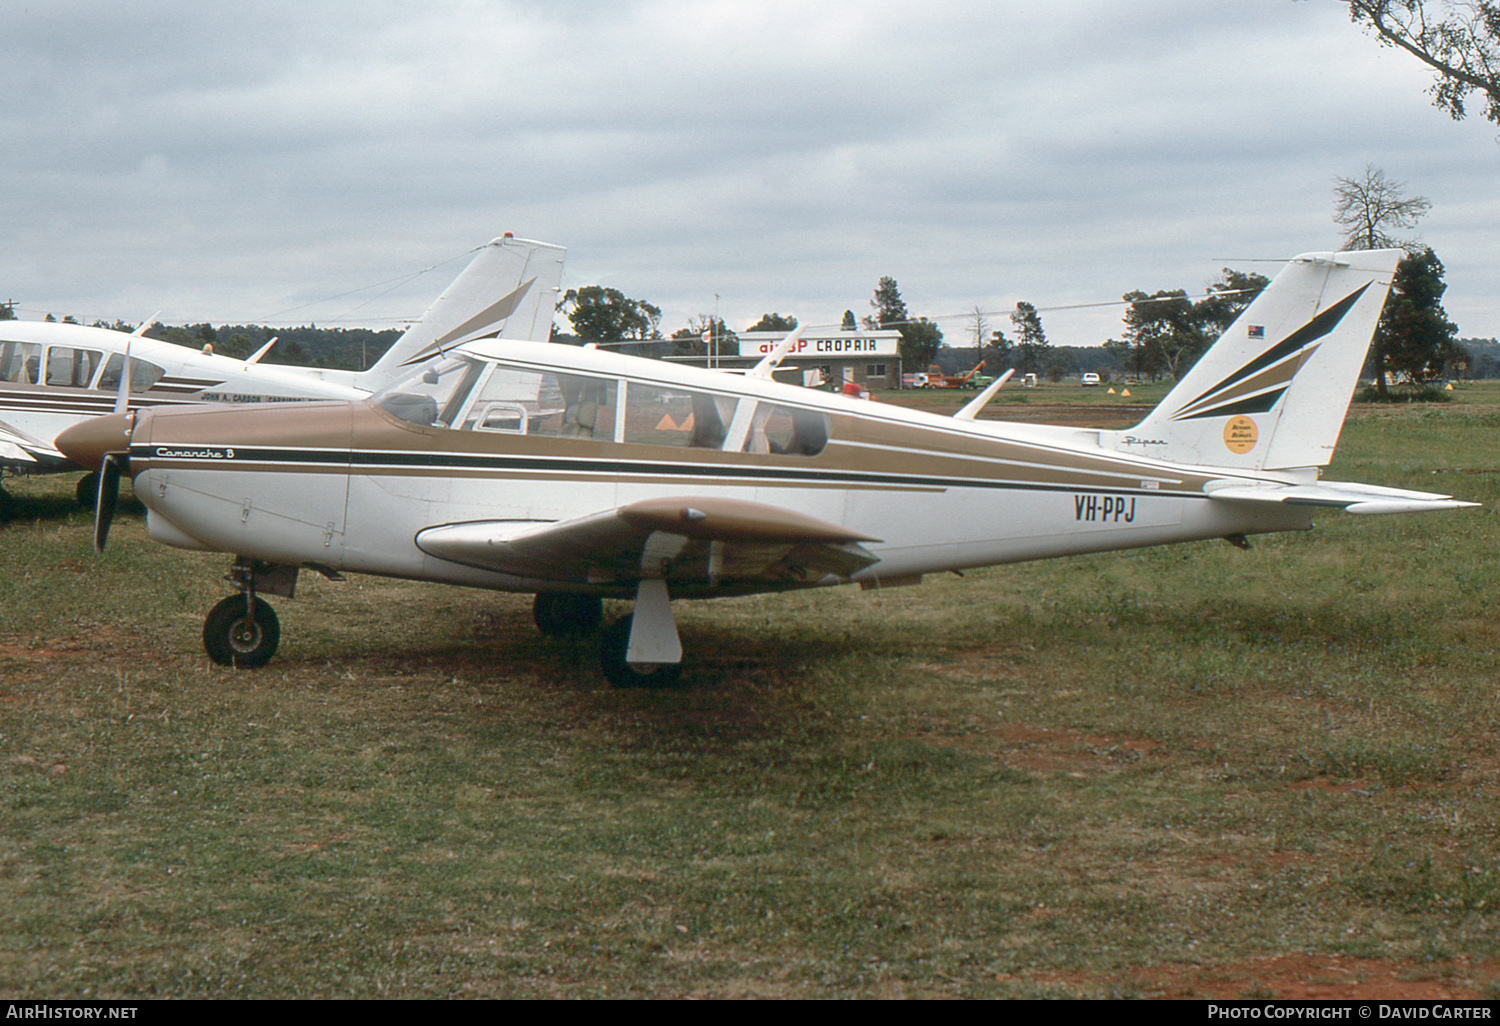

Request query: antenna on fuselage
[
  {"left": 953, "top": 369, "right": 1014, "bottom": 421},
  {"left": 130, "top": 313, "right": 161, "bottom": 338},
  {"left": 246, "top": 337, "right": 279, "bottom": 364},
  {"left": 749, "top": 326, "right": 806, "bottom": 379}
]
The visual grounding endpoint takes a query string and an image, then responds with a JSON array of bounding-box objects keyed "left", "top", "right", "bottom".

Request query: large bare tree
[{"left": 1332, "top": 165, "right": 1431, "bottom": 250}]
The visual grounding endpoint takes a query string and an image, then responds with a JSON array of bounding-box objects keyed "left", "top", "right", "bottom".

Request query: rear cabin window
[
  {"left": 740, "top": 403, "right": 828, "bottom": 457},
  {"left": 621, "top": 383, "right": 737, "bottom": 449},
  {"left": 96, "top": 354, "right": 167, "bottom": 393}
]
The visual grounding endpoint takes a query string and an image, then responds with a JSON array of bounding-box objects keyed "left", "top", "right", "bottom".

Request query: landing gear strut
[{"left": 600, "top": 614, "right": 682, "bottom": 689}]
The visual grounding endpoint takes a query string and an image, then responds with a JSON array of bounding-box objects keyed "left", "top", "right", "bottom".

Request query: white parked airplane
[
  {"left": 0, "top": 234, "right": 564, "bottom": 510},
  {"left": 58, "top": 249, "right": 1475, "bottom": 686}
]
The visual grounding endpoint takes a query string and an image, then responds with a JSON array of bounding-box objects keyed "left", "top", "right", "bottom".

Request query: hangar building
[{"left": 666, "top": 329, "right": 902, "bottom": 389}]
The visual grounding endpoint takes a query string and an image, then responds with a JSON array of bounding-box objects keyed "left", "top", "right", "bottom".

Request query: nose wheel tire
[
  {"left": 203, "top": 595, "right": 281, "bottom": 668},
  {"left": 599, "top": 615, "right": 683, "bottom": 689}
]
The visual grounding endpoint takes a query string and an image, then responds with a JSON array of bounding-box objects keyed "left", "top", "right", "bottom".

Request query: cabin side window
[
  {"left": 45, "top": 347, "right": 104, "bottom": 388},
  {"left": 458, "top": 366, "right": 617, "bottom": 439},
  {"left": 621, "top": 384, "right": 738, "bottom": 449},
  {"left": 739, "top": 403, "right": 828, "bottom": 457},
  {"left": 0, "top": 341, "right": 41, "bottom": 384}
]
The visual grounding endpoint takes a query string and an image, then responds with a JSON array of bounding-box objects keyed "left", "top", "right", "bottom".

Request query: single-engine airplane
[
  {"left": 1, "top": 234, "right": 563, "bottom": 511},
  {"left": 58, "top": 248, "right": 1475, "bottom": 686}
]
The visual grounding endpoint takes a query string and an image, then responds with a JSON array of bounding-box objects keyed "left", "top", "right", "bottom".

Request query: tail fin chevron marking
[{"left": 1170, "top": 283, "right": 1370, "bottom": 421}]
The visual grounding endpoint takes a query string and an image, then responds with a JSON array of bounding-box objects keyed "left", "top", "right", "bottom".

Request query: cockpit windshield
[{"left": 373, "top": 356, "right": 484, "bottom": 427}]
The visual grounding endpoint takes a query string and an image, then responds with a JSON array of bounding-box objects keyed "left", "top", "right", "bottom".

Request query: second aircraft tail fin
[{"left": 354, "top": 234, "right": 565, "bottom": 390}]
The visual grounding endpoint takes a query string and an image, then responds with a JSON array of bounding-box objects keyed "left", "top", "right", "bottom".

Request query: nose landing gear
[
  {"left": 203, "top": 594, "right": 281, "bottom": 668},
  {"left": 201, "top": 558, "right": 301, "bottom": 668}
]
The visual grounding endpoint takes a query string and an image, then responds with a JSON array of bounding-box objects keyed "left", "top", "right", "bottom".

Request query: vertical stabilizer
[
  {"left": 353, "top": 235, "right": 565, "bottom": 390},
  {"left": 1106, "top": 249, "right": 1401, "bottom": 471}
]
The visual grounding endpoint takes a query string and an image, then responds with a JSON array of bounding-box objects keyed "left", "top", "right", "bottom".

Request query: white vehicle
[
  {"left": 0, "top": 235, "right": 563, "bottom": 511},
  {"left": 1081, "top": 373, "right": 1101, "bottom": 386},
  {"left": 61, "top": 249, "right": 1474, "bottom": 686}
]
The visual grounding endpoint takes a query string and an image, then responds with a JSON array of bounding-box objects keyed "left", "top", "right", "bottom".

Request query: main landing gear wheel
[
  {"left": 599, "top": 614, "right": 683, "bottom": 689},
  {"left": 203, "top": 595, "right": 281, "bottom": 668},
  {"left": 532, "top": 593, "right": 603, "bottom": 635}
]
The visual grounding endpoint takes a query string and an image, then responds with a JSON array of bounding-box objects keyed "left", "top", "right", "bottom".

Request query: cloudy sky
[{"left": 5, "top": 0, "right": 1498, "bottom": 349}]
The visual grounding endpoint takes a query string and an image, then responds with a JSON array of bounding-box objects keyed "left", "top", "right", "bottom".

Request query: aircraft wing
[
  {"left": 1206, "top": 479, "right": 1479, "bottom": 515},
  {"left": 0, "top": 418, "right": 65, "bottom": 468},
  {"left": 415, "top": 496, "right": 881, "bottom": 585}
]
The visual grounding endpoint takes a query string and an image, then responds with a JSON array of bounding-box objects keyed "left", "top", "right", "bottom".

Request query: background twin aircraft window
[{"left": 0, "top": 341, "right": 164, "bottom": 392}]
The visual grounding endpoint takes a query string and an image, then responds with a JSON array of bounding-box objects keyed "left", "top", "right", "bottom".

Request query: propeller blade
[
  {"left": 113, "top": 338, "right": 133, "bottom": 415},
  {"left": 94, "top": 453, "right": 123, "bottom": 553}
]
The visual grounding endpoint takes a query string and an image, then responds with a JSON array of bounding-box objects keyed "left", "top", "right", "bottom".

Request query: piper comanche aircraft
[
  {"left": 57, "top": 248, "right": 1475, "bottom": 687},
  {"left": 0, "top": 234, "right": 563, "bottom": 513}
]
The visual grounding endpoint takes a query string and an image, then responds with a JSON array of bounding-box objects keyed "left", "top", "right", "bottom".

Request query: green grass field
[{"left": 1, "top": 387, "right": 1498, "bottom": 998}]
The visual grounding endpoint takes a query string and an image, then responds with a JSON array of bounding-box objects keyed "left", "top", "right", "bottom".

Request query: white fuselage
[{"left": 122, "top": 339, "right": 1315, "bottom": 599}]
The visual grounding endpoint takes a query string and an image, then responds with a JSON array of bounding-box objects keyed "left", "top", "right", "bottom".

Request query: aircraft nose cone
[{"left": 56, "top": 412, "right": 135, "bottom": 472}]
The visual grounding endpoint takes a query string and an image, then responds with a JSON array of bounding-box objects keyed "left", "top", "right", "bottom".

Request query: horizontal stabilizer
[{"left": 1206, "top": 479, "right": 1479, "bottom": 515}]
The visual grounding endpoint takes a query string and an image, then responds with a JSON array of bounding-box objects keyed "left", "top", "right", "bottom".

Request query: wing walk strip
[{"left": 129, "top": 443, "right": 1215, "bottom": 500}]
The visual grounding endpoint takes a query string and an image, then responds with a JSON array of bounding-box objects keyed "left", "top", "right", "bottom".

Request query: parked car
[{"left": 1081, "top": 373, "right": 1101, "bottom": 387}]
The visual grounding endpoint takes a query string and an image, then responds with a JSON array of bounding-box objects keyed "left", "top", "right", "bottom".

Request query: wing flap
[
  {"left": 415, "top": 495, "right": 881, "bottom": 583},
  {"left": 1206, "top": 479, "right": 1479, "bottom": 515}
]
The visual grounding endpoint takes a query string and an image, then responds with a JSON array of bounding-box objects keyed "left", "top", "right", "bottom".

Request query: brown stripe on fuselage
[{"left": 132, "top": 396, "right": 1221, "bottom": 498}]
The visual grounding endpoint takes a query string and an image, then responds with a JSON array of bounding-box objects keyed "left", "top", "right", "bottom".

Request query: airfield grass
[{"left": 1, "top": 387, "right": 1498, "bottom": 998}]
